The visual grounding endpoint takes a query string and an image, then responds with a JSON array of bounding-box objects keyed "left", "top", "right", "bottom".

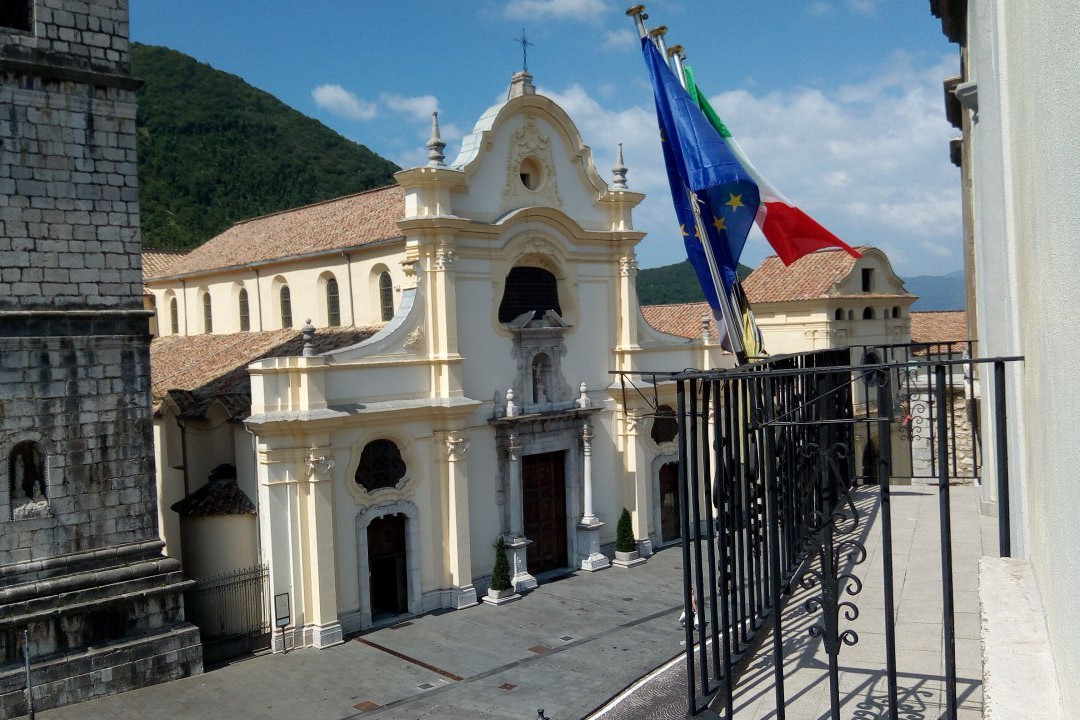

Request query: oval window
[{"left": 519, "top": 156, "right": 542, "bottom": 191}]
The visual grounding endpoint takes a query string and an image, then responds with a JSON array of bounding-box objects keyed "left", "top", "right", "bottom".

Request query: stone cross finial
[
  {"left": 427, "top": 111, "right": 446, "bottom": 167},
  {"left": 612, "top": 142, "right": 628, "bottom": 190},
  {"left": 302, "top": 319, "right": 316, "bottom": 356}
]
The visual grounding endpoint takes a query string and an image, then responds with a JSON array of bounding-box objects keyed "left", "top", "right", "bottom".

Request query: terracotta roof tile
[
  {"left": 157, "top": 185, "right": 404, "bottom": 278},
  {"left": 641, "top": 302, "right": 717, "bottom": 340},
  {"left": 142, "top": 249, "right": 189, "bottom": 280},
  {"left": 743, "top": 247, "right": 913, "bottom": 304},
  {"left": 909, "top": 310, "right": 968, "bottom": 353},
  {"left": 150, "top": 325, "right": 381, "bottom": 418}
]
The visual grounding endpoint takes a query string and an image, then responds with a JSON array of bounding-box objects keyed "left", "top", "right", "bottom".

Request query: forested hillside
[
  {"left": 636, "top": 260, "right": 752, "bottom": 305},
  {"left": 132, "top": 44, "right": 399, "bottom": 249}
]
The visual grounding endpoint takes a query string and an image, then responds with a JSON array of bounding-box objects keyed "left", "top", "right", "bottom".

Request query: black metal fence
[
  {"left": 615, "top": 345, "right": 1020, "bottom": 719},
  {"left": 184, "top": 564, "right": 271, "bottom": 664}
]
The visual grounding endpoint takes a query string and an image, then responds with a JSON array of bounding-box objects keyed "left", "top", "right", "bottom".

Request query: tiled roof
[
  {"left": 150, "top": 325, "right": 382, "bottom": 419},
  {"left": 171, "top": 479, "right": 257, "bottom": 517},
  {"left": 640, "top": 302, "right": 717, "bottom": 340},
  {"left": 154, "top": 185, "right": 404, "bottom": 278},
  {"left": 910, "top": 310, "right": 968, "bottom": 353},
  {"left": 743, "top": 247, "right": 913, "bottom": 304},
  {"left": 142, "top": 249, "right": 189, "bottom": 280}
]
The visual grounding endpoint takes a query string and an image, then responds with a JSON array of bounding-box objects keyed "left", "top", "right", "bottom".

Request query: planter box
[
  {"left": 482, "top": 587, "right": 521, "bottom": 606},
  {"left": 613, "top": 550, "right": 646, "bottom": 569}
]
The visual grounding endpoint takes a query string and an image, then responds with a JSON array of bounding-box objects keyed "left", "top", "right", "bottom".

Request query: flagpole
[{"left": 628, "top": 6, "right": 749, "bottom": 365}]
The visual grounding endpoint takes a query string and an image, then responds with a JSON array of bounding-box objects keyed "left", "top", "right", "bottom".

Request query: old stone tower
[{"left": 0, "top": 1, "right": 202, "bottom": 716}]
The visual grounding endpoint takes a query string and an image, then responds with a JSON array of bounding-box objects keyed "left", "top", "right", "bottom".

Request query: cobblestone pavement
[{"left": 32, "top": 545, "right": 688, "bottom": 720}]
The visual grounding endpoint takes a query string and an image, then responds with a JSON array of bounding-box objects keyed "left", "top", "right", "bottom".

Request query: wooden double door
[
  {"left": 522, "top": 450, "right": 568, "bottom": 575},
  {"left": 368, "top": 514, "right": 408, "bottom": 618}
]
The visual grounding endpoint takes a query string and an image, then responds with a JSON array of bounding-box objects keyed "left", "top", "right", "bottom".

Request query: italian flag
[{"left": 684, "top": 66, "right": 861, "bottom": 266}]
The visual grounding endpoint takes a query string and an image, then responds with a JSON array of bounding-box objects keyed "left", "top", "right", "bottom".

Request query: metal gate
[
  {"left": 615, "top": 345, "right": 1020, "bottom": 718},
  {"left": 184, "top": 564, "right": 271, "bottom": 664}
]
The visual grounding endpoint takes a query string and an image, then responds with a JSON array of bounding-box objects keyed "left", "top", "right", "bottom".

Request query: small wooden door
[
  {"left": 522, "top": 451, "right": 568, "bottom": 574},
  {"left": 659, "top": 462, "right": 682, "bottom": 543},
  {"left": 368, "top": 514, "right": 408, "bottom": 618}
]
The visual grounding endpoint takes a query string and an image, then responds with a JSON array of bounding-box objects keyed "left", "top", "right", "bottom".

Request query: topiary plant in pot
[
  {"left": 489, "top": 536, "right": 512, "bottom": 594},
  {"left": 613, "top": 508, "right": 644, "bottom": 567}
]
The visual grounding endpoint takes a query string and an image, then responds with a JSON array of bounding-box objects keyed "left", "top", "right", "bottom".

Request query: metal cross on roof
[{"left": 514, "top": 28, "right": 534, "bottom": 72}]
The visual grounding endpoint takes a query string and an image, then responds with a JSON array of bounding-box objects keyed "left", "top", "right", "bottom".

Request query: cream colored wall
[
  {"left": 147, "top": 243, "right": 408, "bottom": 336},
  {"left": 179, "top": 514, "right": 259, "bottom": 580}
]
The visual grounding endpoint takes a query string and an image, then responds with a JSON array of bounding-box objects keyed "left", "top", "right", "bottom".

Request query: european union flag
[{"left": 643, "top": 37, "right": 760, "bottom": 303}]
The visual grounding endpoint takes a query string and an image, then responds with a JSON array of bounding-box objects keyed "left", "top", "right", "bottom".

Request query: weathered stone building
[{"left": 0, "top": 1, "right": 201, "bottom": 716}]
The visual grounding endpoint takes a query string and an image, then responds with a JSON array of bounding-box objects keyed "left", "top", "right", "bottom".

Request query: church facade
[{"left": 145, "top": 72, "right": 724, "bottom": 649}]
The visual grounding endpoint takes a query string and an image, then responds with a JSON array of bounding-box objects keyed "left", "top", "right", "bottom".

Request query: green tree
[
  {"left": 490, "top": 536, "right": 512, "bottom": 591},
  {"left": 616, "top": 508, "right": 636, "bottom": 553}
]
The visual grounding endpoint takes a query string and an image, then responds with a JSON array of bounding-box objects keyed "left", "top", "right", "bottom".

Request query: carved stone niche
[{"left": 507, "top": 310, "right": 574, "bottom": 414}]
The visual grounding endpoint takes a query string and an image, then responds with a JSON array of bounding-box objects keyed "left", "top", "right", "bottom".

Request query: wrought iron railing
[
  {"left": 614, "top": 345, "right": 1021, "bottom": 718},
  {"left": 184, "top": 564, "right": 270, "bottom": 664}
]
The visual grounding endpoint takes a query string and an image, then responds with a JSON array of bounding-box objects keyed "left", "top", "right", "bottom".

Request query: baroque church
[{"left": 144, "top": 70, "right": 936, "bottom": 652}]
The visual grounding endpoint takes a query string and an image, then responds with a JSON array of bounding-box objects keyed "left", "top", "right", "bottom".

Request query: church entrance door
[
  {"left": 659, "top": 462, "right": 682, "bottom": 543},
  {"left": 522, "top": 451, "right": 568, "bottom": 575},
  {"left": 368, "top": 514, "right": 408, "bottom": 619}
]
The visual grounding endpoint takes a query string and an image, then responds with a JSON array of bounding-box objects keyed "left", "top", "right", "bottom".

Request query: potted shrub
[
  {"left": 483, "top": 536, "right": 521, "bottom": 605},
  {"left": 613, "top": 508, "right": 646, "bottom": 568}
]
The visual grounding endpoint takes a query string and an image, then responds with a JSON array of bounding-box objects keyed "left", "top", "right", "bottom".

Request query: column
[
  {"left": 577, "top": 422, "right": 610, "bottom": 571},
  {"left": 445, "top": 433, "right": 478, "bottom": 609},
  {"left": 504, "top": 433, "right": 536, "bottom": 591},
  {"left": 303, "top": 446, "right": 342, "bottom": 648}
]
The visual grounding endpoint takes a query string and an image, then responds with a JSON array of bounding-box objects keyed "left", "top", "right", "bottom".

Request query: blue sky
[{"left": 131, "top": 0, "right": 961, "bottom": 277}]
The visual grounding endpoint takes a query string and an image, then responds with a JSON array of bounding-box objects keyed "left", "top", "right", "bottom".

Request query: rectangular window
[
  {"left": 0, "top": 2, "right": 32, "bottom": 32},
  {"left": 861, "top": 268, "right": 873, "bottom": 292}
]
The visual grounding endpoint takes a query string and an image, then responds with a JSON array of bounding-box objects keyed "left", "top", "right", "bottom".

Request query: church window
[
  {"left": 355, "top": 439, "right": 406, "bottom": 493},
  {"left": 9, "top": 441, "right": 46, "bottom": 519},
  {"left": 498, "top": 266, "right": 561, "bottom": 323},
  {"left": 379, "top": 272, "right": 393, "bottom": 322},
  {"left": 169, "top": 298, "right": 179, "bottom": 334},
  {"left": 519, "top": 156, "right": 542, "bottom": 191},
  {"left": 863, "top": 307, "right": 874, "bottom": 320},
  {"left": 861, "top": 268, "right": 874, "bottom": 292},
  {"left": 892, "top": 306, "right": 901, "bottom": 319},
  {"left": 651, "top": 405, "right": 679, "bottom": 445},
  {"left": 326, "top": 277, "right": 341, "bottom": 326},
  {"left": 0, "top": 2, "right": 32, "bottom": 32},
  {"left": 847, "top": 310, "right": 854, "bottom": 320},
  {"left": 280, "top": 285, "right": 293, "bottom": 328},
  {"left": 202, "top": 292, "right": 213, "bottom": 333},
  {"left": 834, "top": 308, "right": 844, "bottom": 321},
  {"left": 239, "top": 288, "right": 250, "bottom": 331}
]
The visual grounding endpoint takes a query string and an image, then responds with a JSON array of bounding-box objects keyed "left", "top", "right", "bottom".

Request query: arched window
[
  {"left": 202, "top": 292, "right": 213, "bottom": 333},
  {"left": 238, "top": 288, "right": 250, "bottom": 331},
  {"left": 326, "top": 277, "right": 341, "bottom": 326},
  {"left": 651, "top": 405, "right": 679, "bottom": 444},
  {"left": 379, "top": 272, "right": 394, "bottom": 322},
  {"left": 892, "top": 306, "right": 901, "bottom": 319},
  {"left": 847, "top": 310, "right": 854, "bottom": 320},
  {"left": 498, "top": 266, "right": 561, "bottom": 323},
  {"left": 862, "top": 307, "right": 874, "bottom": 320},
  {"left": 10, "top": 441, "right": 46, "bottom": 517},
  {"left": 169, "top": 297, "right": 179, "bottom": 334},
  {"left": 355, "top": 439, "right": 406, "bottom": 493},
  {"left": 280, "top": 285, "right": 293, "bottom": 328},
  {"left": 834, "top": 308, "right": 844, "bottom": 321}
]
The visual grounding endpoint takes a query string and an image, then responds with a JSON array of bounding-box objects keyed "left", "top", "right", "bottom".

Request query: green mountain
[
  {"left": 132, "top": 44, "right": 399, "bottom": 249},
  {"left": 905, "top": 270, "right": 966, "bottom": 311},
  {"left": 637, "top": 260, "right": 752, "bottom": 306}
]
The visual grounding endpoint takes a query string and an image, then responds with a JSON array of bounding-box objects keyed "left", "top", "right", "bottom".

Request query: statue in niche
[{"left": 9, "top": 440, "right": 49, "bottom": 520}]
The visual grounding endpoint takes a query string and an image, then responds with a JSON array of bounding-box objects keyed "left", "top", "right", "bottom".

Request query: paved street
[{"left": 33, "top": 546, "right": 688, "bottom": 720}]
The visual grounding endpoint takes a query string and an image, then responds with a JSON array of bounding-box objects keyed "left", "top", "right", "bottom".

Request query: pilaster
[{"left": 439, "top": 431, "right": 478, "bottom": 609}]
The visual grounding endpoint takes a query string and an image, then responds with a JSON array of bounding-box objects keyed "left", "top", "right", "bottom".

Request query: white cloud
[
  {"left": 538, "top": 51, "right": 962, "bottom": 276},
  {"left": 311, "top": 84, "right": 377, "bottom": 121},
  {"left": 382, "top": 93, "right": 439, "bottom": 121},
  {"left": 847, "top": 0, "right": 880, "bottom": 15},
  {"left": 504, "top": 0, "right": 607, "bottom": 22},
  {"left": 601, "top": 29, "right": 636, "bottom": 50}
]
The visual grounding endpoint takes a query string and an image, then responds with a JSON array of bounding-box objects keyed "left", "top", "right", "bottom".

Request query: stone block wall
[{"left": 0, "top": 1, "right": 202, "bottom": 715}]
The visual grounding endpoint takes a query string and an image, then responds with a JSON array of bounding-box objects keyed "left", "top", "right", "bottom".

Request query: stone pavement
[{"left": 31, "top": 544, "right": 688, "bottom": 720}]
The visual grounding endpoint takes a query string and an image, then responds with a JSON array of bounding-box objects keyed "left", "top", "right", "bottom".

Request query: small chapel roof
[
  {"left": 640, "top": 302, "right": 718, "bottom": 340},
  {"left": 909, "top": 310, "right": 969, "bottom": 353},
  {"left": 150, "top": 325, "right": 382, "bottom": 419},
  {"left": 151, "top": 185, "right": 404, "bottom": 279},
  {"left": 743, "top": 246, "right": 914, "bottom": 304}
]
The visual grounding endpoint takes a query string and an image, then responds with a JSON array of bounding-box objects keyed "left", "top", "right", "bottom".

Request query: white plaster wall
[
  {"left": 966, "top": 1, "right": 1080, "bottom": 713},
  {"left": 179, "top": 514, "right": 259, "bottom": 580}
]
